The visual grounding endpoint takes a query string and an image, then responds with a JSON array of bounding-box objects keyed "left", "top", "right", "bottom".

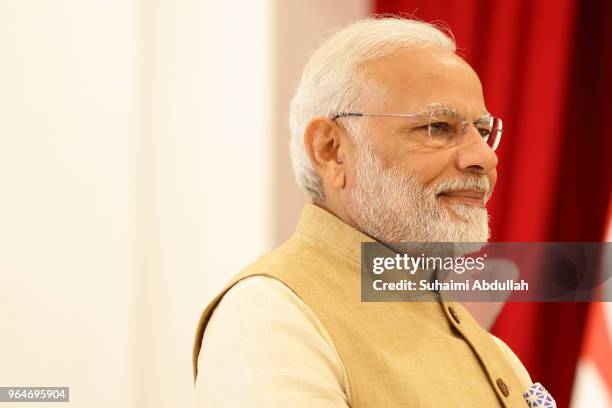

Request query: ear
[{"left": 304, "top": 117, "right": 349, "bottom": 192}]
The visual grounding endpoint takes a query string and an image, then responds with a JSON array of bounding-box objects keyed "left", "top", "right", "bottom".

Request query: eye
[
  {"left": 428, "top": 122, "right": 452, "bottom": 137},
  {"left": 477, "top": 127, "right": 491, "bottom": 138}
]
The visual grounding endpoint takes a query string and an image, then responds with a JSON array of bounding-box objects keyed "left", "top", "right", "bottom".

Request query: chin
[
  {"left": 443, "top": 202, "right": 487, "bottom": 221},
  {"left": 451, "top": 241, "right": 487, "bottom": 257}
]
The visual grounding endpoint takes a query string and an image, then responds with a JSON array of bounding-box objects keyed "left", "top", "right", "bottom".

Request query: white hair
[{"left": 289, "top": 17, "right": 456, "bottom": 201}]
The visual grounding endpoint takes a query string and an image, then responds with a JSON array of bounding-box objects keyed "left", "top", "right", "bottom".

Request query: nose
[{"left": 455, "top": 126, "right": 499, "bottom": 174}]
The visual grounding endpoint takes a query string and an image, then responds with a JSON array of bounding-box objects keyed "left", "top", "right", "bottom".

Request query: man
[{"left": 193, "top": 17, "right": 536, "bottom": 407}]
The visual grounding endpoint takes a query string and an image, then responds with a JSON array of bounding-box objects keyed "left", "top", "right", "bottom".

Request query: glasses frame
[{"left": 331, "top": 111, "right": 503, "bottom": 151}]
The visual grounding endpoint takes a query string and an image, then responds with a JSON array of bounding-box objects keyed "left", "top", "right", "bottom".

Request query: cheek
[
  {"left": 393, "top": 152, "right": 454, "bottom": 186},
  {"left": 342, "top": 150, "right": 360, "bottom": 189}
]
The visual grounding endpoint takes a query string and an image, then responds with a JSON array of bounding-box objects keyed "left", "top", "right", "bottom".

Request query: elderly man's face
[{"left": 343, "top": 47, "right": 498, "bottom": 245}]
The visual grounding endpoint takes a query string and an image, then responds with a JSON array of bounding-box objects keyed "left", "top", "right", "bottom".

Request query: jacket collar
[{"left": 295, "top": 202, "right": 377, "bottom": 265}]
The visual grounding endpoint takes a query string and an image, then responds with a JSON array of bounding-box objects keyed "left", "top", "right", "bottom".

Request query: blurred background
[{"left": 0, "top": 1, "right": 610, "bottom": 407}]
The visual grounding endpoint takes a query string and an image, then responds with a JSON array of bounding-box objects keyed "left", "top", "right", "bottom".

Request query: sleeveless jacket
[{"left": 193, "top": 203, "right": 528, "bottom": 407}]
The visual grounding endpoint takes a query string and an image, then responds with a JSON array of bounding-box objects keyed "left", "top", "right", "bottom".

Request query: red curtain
[{"left": 373, "top": 1, "right": 612, "bottom": 406}]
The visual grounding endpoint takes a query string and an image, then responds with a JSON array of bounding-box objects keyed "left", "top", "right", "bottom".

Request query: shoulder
[
  {"left": 209, "top": 275, "right": 328, "bottom": 332},
  {"left": 195, "top": 275, "right": 350, "bottom": 407},
  {"left": 204, "top": 275, "right": 344, "bottom": 366},
  {"left": 214, "top": 274, "right": 296, "bottom": 310}
]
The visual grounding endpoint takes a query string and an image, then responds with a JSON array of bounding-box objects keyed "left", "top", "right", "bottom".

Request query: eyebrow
[{"left": 422, "top": 102, "right": 491, "bottom": 119}]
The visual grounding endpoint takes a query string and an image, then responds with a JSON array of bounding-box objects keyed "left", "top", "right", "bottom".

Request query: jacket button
[
  {"left": 496, "top": 378, "right": 510, "bottom": 397},
  {"left": 448, "top": 306, "right": 460, "bottom": 324}
]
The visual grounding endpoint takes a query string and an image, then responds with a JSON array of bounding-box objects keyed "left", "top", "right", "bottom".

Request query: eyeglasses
[{"left": 331, "top": 108, "right": 503, "bottom": 151}]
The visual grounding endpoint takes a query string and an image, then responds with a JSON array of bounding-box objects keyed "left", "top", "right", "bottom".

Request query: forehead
[{"left": 360, "top": 47, "right": 486, "bottom": 117}]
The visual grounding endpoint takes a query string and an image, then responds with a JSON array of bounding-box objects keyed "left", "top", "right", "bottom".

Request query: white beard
[{"left": 348, "top": 144, "right": 491, "bottom": 255}]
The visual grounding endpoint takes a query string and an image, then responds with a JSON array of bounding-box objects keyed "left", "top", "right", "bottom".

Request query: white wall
[
  {"left": 0, "top": 1, "right": 140, "bottom": 407},
  {"left": 136, "top": 1, "right": 275, "bottom": 407},
  {"left": 0, "top": 1, "right": 368, "bottom": 407}
]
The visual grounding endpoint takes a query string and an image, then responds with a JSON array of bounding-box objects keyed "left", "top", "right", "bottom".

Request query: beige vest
[{"left": 193, "top": 204, "right": 528, "bottom": 407}]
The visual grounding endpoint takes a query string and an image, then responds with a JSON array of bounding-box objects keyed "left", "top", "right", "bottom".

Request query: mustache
[{"left": 431, "top": 176, "right": 493, "bottom": 202}]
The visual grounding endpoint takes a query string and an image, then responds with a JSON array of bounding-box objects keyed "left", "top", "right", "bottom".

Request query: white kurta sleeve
[{"left": 194, "top": 276, "right": 350, "bottom": 408}]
